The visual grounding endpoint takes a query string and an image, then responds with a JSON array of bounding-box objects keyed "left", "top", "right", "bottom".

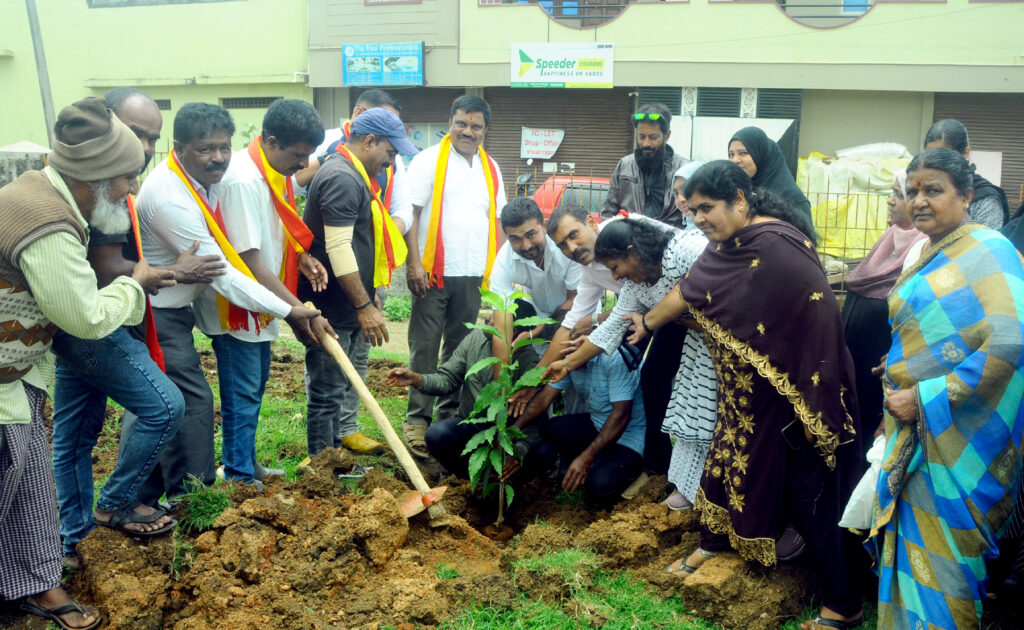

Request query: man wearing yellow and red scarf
[
  {"left": 299, "top": 108, "right": 414, "bottom": 456},
  {"left": 207, "top": 99, "right": 334, "bottom": 485},
  {"left": 402, "top": 95, "right": 506, "bottom": 458}
]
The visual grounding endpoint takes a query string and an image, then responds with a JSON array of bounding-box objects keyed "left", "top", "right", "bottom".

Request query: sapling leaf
[
  {"left": 468, "top": 446, "right": 489, "bottom": 489},
  {"left": 489, "top": 449, "right": 504, "bottom": 476},
  {"left": 512, "top": 337, "right": 548, "bottom": 351},
  {"left": 497, "top": 430, "right": 514, "bottom": 456},
  {"left": 480, "top": 290, "right": 506, "bottom": 312},
  {"left": 513, "top": 365, "right": 549, "bottom": 390},
  {"left": 483, "top": 481, "right": 498, "bottom": 498},
  {"left": 466, "top": 356, "right": 502, "bottom": 378},
  {"left": 512, "top": 316, "right": 557, "bottom": 328},
  {"left": 471, "top": 381, "right": 504, "bottom": 416},
  {"left": 461, "top": 425, "right": 497, "bottom": 456},
  {"left": 507, "top": 426, "right": 527, "bottom": 441},
  {"left": 464, "top": 322, "right": 504, "bottom": 339},
  {"left": 510, "top": 290, "right": 529, "bottom": 301},
  {"left": 506, "top": 484, "right": 515, "bottom": 508}
]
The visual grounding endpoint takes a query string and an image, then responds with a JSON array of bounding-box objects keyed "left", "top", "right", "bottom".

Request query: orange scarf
[
  {"left": 126, "top": 194, "right": 165, "bottom": 371},
  {"left": 421, "top": 134, "right": 499, "bottom": 288},
  {"left": 334, "top": 145, "right": 408, "bottom": 286},
  {"left": 339, "top": 120, "right": 395, "bottom": 210},
  {"left": 246, "top": 137, "right": 315, "bottom": 295},
  {"left": 167, "top": 150, "right": 271, "bottom": 334}
]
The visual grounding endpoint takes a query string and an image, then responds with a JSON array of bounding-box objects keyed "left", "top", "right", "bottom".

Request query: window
[
  {"left": 220, "top": 97, "right": 282, "bottom": 110},
  {"left": 638, "top": 88, "right": 682, "bottom": 116},
  {"left": 154, "top": 99, "right": 171, "bottom": 111},
  {"left": 696, "top": 88, "right": 741, "bottom": 117}
]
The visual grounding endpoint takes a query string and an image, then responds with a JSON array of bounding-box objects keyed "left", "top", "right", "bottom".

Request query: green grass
[
  {"left": 383, "top": 295, "right": 412, "bottom": 322},
  {"left": 176, "top": 477, "right": 232, "bottom": 532},
  {"left": 170, "top": 529, "right": 198, "bottom": 580},
  {"left": 435, "top": 562, "right": 460, "bottom": 581},
  {"left": 512, "top": 547, "right": 600, "bottom": 593}
]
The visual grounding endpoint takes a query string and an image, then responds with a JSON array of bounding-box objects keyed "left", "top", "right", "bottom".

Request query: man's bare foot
[
  {"left": 95, "top": 503, "right": 173, "bottom": 533},
  {"left": 799, "top": 606, "right": 864, "bottom": 630},
  {"left": 25, "top": 588, "right": 100, "bottom": 629}
]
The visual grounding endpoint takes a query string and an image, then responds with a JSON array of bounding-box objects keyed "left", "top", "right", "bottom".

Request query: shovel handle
[{"left": 304, "top": 303, "right": 433, "bottom": 498}]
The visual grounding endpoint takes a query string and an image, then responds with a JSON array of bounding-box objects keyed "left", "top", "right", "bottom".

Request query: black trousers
[
  {"left": 842, "top": 290, "right": 891, "bottom": 457},
  {"left": 640, "top": 323, "right": 687, "bottom": 474},
  {"left": 543, "top": 413, "right": 643, "bottom": 506}
]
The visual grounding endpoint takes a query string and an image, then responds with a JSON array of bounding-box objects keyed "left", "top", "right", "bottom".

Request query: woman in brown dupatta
[{"left": 633, "top": 161, "right": 865, "bottom": 630}]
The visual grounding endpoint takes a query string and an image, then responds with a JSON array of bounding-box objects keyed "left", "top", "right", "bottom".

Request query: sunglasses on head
[{"left": 633, "top": 113, "right": 663, "bottom": 121}]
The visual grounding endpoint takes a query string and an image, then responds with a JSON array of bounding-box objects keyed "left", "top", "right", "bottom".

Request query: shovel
[{"left": 305, "top": 303, "right": 450, "bottom": 527}]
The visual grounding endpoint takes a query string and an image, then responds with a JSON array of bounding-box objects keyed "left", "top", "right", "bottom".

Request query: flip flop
[
  {"left": 803, "top": 613, "right": 864, "bottom": 630},
  {"left": 665, "top": 547, "right": 719, "bottom": 574},
  {"left": 97, "top": 503, "right": 175, "bottom": 537},
  {"left": 21, "top": 597, "right": 102, "bottom": 630}
]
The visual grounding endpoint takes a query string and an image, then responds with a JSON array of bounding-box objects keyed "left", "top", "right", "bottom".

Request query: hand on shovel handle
[{"left": 303, "top": 302, "right": 449, "bottom": 524}]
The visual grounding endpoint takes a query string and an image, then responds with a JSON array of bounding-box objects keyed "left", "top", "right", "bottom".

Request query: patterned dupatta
[
  {"left": 870, "top": 224, "right": 1024, "bottom": 628},
  {"left": 167, "top": 150, "right": 271, "bottom": 334},
  {"left": 421, "top": 134, "right": 500, "bottom": 288}
]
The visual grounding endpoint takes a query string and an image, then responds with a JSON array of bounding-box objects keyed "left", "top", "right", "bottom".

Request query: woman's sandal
[
  {"left": 802, "top": 612, "right": 864, "bottom": 630},
  {"left": 665, "top": 547, "right": 720, "bottom": 574},
  {"left": 21, "top": 597, "right": 101, "bottom": 630}
]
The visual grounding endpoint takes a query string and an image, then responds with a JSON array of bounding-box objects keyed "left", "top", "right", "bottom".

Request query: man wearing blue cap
[{"left": 299, "top": 108, "right": 418, "bottom": 457}]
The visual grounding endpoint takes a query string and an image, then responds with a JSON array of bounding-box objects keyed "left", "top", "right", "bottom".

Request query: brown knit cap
[{"left": 48, "top": 96, "right": 144, "bottom": 182}]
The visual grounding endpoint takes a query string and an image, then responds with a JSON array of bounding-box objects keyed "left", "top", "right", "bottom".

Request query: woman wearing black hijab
[{"left": 729, "top": 126, "right": 813, "bottom": 227}]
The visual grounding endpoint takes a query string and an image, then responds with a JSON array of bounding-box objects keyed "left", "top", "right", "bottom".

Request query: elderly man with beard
[
  {"left": 0, "top": 97, "right": 174, "bottom": 630},
  {"left": 51, "top": 89, "right": 227, "bottom": 570},
  {"left": 602, "top": 102, "right": 688, "bottom": 228},
  {"left": 136, "top": 103, "right": 323, "bottom": 495}
]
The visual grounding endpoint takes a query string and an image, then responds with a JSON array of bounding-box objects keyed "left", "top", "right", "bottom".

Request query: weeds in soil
[
  {"left": 339, "top": 477, "right": 366, "bottom": 495},
  {"left": 383, "top": 295, "right": 412, "bottom": 322},
  {"left": 513, "top": 547, "right": 600, "bottom": 595},
  {"left": 555, "top": 489, "right": 584, "bottom": 505},
  {"left": 435, "top": 562, "right": 460, "bottom": 581},
  {"left": 176, "top": 476, "right": 232, "bottom": 532},
  {"left": 170, "top": 530, "right": 197, "bottom": 580}
]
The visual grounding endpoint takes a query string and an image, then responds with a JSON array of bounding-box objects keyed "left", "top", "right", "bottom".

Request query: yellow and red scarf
[
  {"left": 126, "top": 194, "right": 165, "bottom": 371},
  {"left": 421, "top": 134, "right": 499, "bottom": 288},
  {"left": 247, "top": 137, "right": 315, "bottom": 296},
  {"left": 167, "top": 150, "right": 273, "bottom": 334},
  {"left": 339, "top": 120, "right": 395, "bottom": 210},
  {"left": 334, "top": 144, "right": 408, "bottom": 286}
]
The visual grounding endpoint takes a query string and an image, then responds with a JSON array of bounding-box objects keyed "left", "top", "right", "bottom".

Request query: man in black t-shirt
[{"left": 299, "top": 108, "right": 418, "bottom": 456}]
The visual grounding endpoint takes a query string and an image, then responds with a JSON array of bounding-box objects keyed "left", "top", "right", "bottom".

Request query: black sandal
[
  {"left": 21, "top": 597, "right": 102, "bottom": 630},
  {"left": 665, "top": 548, "right": 720, "bottom": 574},
  {"left": 97, "top": 503, "right": 175, "bottom": 537},
  {"left": 806, "top": 613, "right": 864, "bottom": 629}
]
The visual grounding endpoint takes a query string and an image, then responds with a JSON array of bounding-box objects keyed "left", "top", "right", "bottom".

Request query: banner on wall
[
  {"left": 520, "top": 127, "right": 565, "bottom": 159},
  {"left": 510, "top": 43, "right": 613, "bottom": 88},
  {"left": 342, "top": 42, "right": 423, "bottom": 86}
]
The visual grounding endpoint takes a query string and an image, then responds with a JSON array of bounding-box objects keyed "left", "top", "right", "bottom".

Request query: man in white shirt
[
  {"left": 489, "top": 196, "right": 581, "bottom": 366},
  {"left": 137, "top": 102, "right": 322, "bottom": 492},
  {"left": 402, "top": 95, "right": 506, "bottom": 458},
  {"left": 211, "top": 99, "right": 334, "bottom": 483}
]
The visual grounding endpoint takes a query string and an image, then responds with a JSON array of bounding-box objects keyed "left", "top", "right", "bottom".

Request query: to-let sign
[{"left": 520, "top": 127, "right": 565, "bottom": 160}]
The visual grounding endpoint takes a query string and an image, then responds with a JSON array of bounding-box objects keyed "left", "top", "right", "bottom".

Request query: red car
[{"left": 529, "top": 175, "right": 611, "bottom": 219}]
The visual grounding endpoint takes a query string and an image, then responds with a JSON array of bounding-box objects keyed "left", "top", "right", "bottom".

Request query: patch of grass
[
  {"left": 513, "top": 547, "right": 600, "bottom": 594},
  {"left": 383, "top": 295, "right": 412, "bottom": 322},
  {"left": 435, "top": 562, "right": 459, "bottom": 581},
  {"left": 171, "top": 529, "right": 198, "bottom": 579},
  {"left": 176, "top": 477, "right": 232, "bottom": 532},
  {"left": 369, "top": 346, "right": 410, "bottom": 363},
  {"left": 339, "top": 476, "right": 366, "bottom": 495},
  {"left": 356, "top": 396, "right": 408, "bottom": 444},
  {"left": 555, "top": 489, "right": 584, "bottom": 505}
]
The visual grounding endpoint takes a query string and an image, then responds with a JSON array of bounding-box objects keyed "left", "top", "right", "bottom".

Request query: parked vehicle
[{"left": 529, "top": 175, "right": 611, "bottom": 218}]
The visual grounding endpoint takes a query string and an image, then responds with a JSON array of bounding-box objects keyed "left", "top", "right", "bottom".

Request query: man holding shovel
[{"left": 299, "top": 109, "right": 417, "bottom": 457}]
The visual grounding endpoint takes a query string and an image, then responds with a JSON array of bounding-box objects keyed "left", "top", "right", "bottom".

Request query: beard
[
  {"left": 634, "top": 144, "right": 666, "bottom": 172},
  {"left": 89, "top": 180, "right": 131, "bottom": 235}
]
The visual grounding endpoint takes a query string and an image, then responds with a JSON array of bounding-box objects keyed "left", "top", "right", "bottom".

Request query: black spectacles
[{"left": 633, "top": 113, "right": 663, "bottom": 122}]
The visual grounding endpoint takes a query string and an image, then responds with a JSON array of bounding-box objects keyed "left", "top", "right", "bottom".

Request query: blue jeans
[
  {"left": 303, "top": 326, "right": 368, "bottom": 456},
  {"left": 51, "top": 327, "right": 184, "bottom": 555},
  {"left": 211, "top": 335, "right": 270, "bottom": 483}
]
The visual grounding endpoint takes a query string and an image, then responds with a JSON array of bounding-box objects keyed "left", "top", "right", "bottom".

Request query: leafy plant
[
  {"left": 460, "top": 289, "right": 555, "bottom": 528},
  {"left": 383, "top": 294, "right": 412, "bottom": 322},
  {"left": 240, "top": 122, "right": 259, "bottom": 145},
  {"left": 176, "top": 476, "right": 233, "bottom": 532},
  {"left": 435, "top": 562, "right": 459, "bottom": 580}
]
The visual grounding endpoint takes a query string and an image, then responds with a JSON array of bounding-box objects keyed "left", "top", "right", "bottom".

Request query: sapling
[{"left": 460, "top": 289, "right": 554, "bottom": 533}]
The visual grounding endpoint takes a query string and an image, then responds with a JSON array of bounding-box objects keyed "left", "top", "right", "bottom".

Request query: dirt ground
[{"left": 3, "top": 351, "right": 1022, "bottom": 630}]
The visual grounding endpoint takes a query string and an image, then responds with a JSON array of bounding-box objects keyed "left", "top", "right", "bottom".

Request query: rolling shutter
[
  {"left": 933, "top": 93, "right": 1024, "bottom": 207},
  {"left": 482, "top": 87, "right": 635, "bottom": 188}
]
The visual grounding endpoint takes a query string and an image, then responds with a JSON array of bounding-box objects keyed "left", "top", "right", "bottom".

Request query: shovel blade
[{"left": 397, "top": 486, "right": 447, "bottom": 518}]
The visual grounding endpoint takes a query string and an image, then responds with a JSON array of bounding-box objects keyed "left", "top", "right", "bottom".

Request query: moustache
[
  {"left": 572, "top": 248, "right": 590, "bottom": 262},
  {"left": 204, "top": 163, "right": 227, "bottom": 172}
]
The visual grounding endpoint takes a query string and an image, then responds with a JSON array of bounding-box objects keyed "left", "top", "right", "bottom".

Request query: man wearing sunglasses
[{"left": 601, "top": 102, "right": 689, "bottom": 229}]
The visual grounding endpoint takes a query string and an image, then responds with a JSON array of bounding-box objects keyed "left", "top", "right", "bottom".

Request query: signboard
[
  {"left": 520, "top": 127, "right": 565, "bottom": 160},
  {"left": 342, "top": 42, "right": 423, "bottom": 86},
  {"left": 511, "top": 43, "right": 613, "bottom": 89}
]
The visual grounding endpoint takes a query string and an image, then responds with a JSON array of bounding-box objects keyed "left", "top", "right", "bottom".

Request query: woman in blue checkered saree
[{"left": 869, "top": 148, "right": 1024, "bottom": 630}]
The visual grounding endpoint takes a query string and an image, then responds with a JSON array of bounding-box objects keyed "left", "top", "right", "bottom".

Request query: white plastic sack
[
  {"left": 838, "top": 435, "right": 887, "bottom": 530},
  {"left": 835, "top": 142, "right": 912, "bottom": 161}
]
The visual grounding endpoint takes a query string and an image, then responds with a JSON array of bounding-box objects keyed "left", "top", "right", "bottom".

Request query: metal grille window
[
  {"left": 638, "top": 87, "right": 682, "bottom": 116},
  {"left": 220, "top": 97, "right": 282, "bottom": 109},
  {"left": 154, "top": 99, "right": 171, "bottom": 111},
  {"left": 696, "top": 88, "right": 741, "bottom": 117},
  {"left": 756, "top": 89, "right": 802, "bottom": 119}
]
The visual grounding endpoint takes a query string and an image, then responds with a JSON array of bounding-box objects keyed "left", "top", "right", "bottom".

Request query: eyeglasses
[{"left": 633, "top": 113, "right": 663, "bottom": 121}]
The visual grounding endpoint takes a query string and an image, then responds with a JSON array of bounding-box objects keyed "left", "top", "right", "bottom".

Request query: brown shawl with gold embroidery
[{"left": 680, "top": 219, "right": 859, "bottom": 564}]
